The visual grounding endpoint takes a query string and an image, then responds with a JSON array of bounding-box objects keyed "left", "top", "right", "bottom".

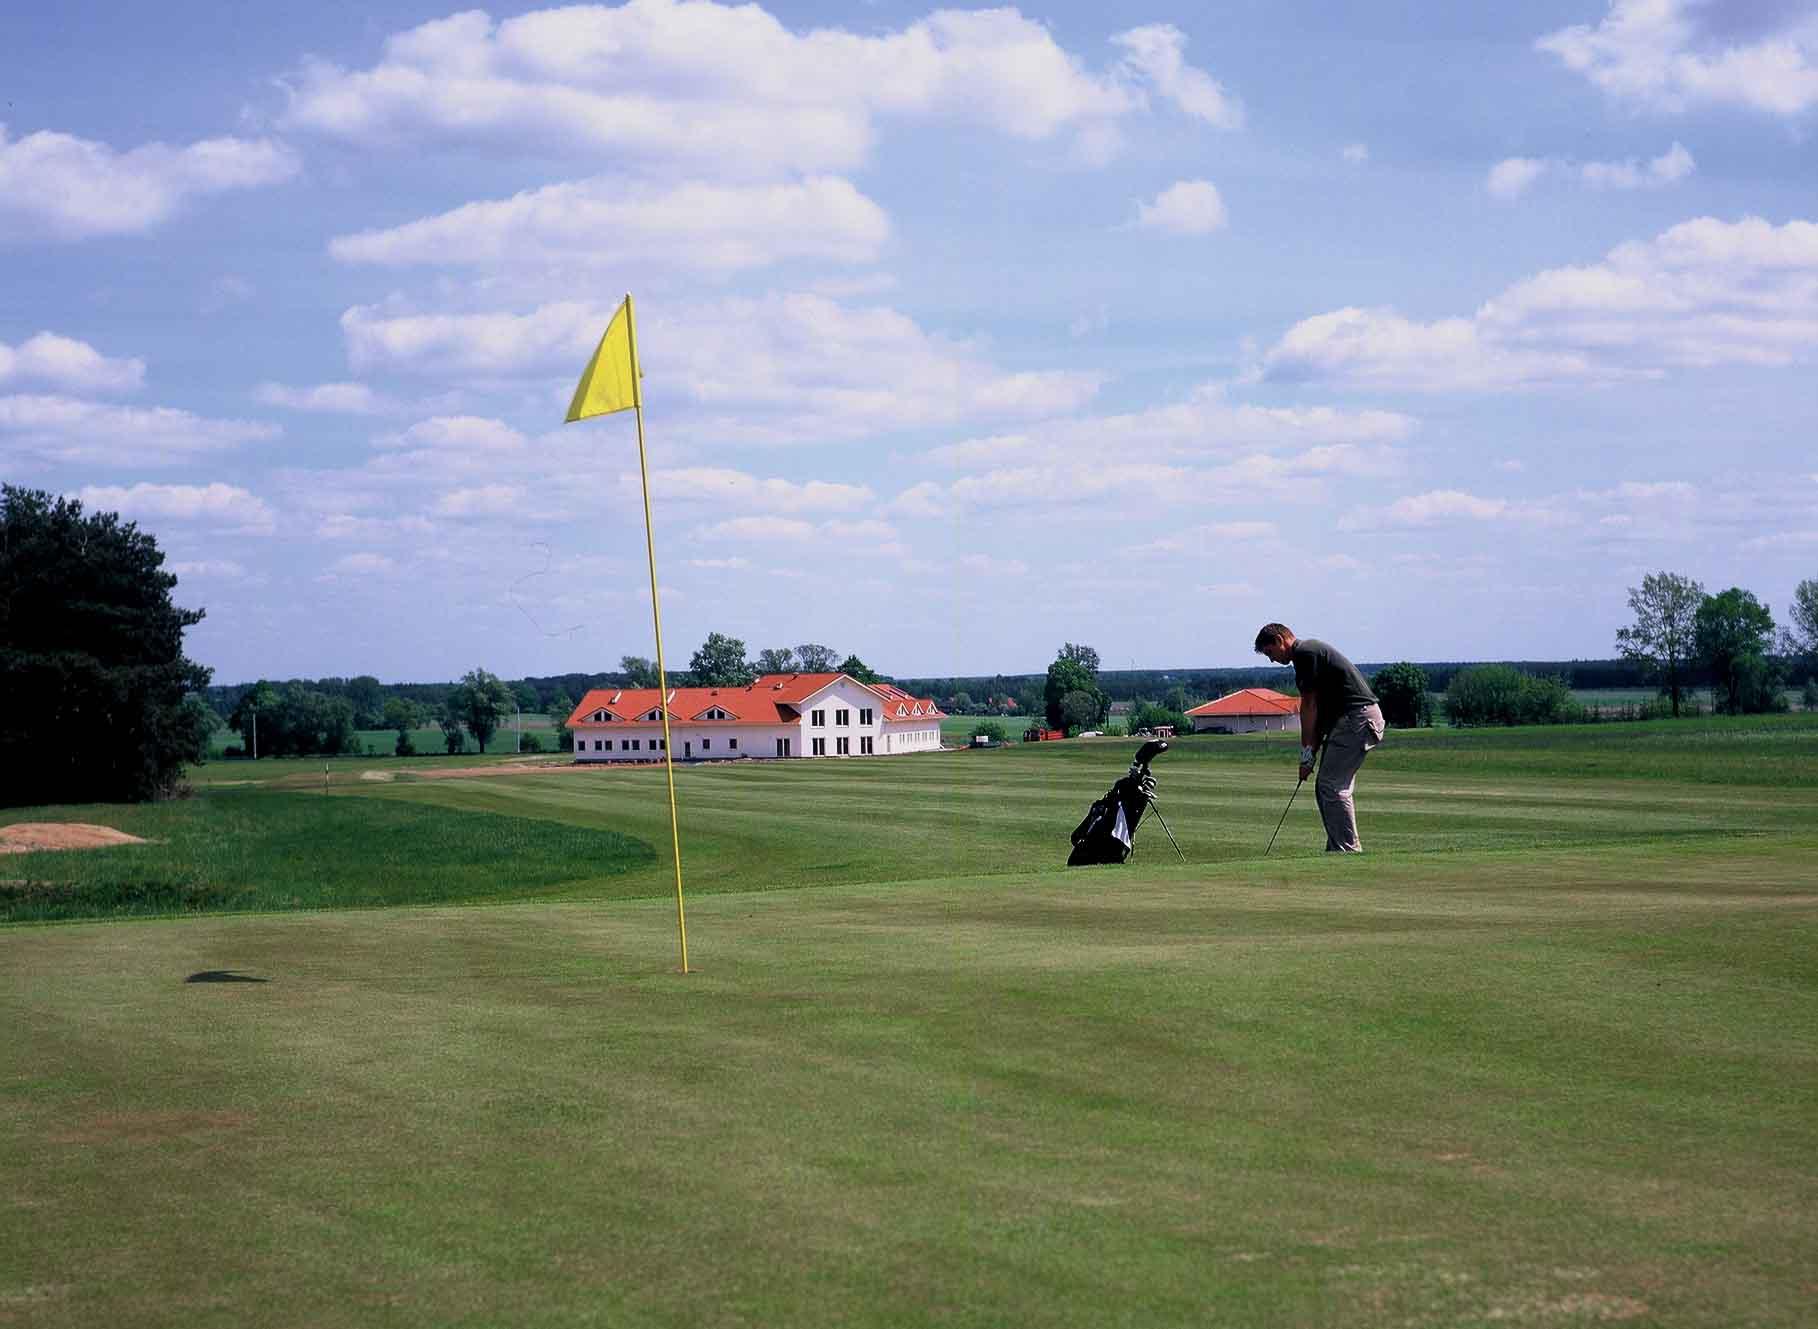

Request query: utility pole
[{"left": 250, "top": 702, "right": 257, "bottom": 760}]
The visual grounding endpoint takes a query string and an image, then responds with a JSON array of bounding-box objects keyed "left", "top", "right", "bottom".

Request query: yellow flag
[{"left": 565, "top": 295, "right": 641, "bottom": 422}]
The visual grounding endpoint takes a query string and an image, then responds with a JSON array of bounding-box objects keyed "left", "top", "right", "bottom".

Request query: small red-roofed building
[
  {"left": 1185, "top": 688, "right": 1301, "bottom": 734},
  {"left": 565, "top": 673, "right": 945, "bottom": 762}
]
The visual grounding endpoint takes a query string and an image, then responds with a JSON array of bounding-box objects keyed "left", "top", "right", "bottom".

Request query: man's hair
[{"left": 1254, "top": 623, "right": 1293, "bottom": 652}]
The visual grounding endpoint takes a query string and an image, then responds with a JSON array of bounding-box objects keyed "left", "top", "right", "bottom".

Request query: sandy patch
[
  {"left": 359, "top": 770, "right": 396, "bottom": 782},
  {"left": 0, "top": 823, "right": 147, "bottom": 854}
]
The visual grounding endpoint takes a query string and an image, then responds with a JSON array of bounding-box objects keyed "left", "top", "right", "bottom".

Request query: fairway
[{"left": 5, "top": 719, "right": 1817, "bottom": 1327}]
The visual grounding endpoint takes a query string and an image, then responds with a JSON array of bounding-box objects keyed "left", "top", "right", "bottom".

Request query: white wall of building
[
  {"left": 1191, "top": 713, "right": 1294, "bottom": 734},
  {"left": 572, "top": 679, "right": 944, "bottom": 760}
]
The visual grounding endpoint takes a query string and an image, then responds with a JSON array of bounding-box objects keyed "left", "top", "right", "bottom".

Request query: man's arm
[{"left": 1298, "top": 694, "right": 1318, "bottom": 781}]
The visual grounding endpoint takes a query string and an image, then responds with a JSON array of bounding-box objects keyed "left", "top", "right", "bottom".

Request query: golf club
[{"left": 1263, "top": 775, "right": 1304, "bottom": 857}]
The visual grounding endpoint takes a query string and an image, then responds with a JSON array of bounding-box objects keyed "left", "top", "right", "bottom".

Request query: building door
[{"left": 685, "top": 741, "right": 692, "bottom": 759}]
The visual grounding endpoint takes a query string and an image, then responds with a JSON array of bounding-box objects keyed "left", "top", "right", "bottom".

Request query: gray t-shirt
[{"left": 1290, "top": 638, "right": 1377, "bottom": 738}]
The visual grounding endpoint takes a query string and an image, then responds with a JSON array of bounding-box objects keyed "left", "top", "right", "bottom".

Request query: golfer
[{"left": 1254, "top": 623, "right": 1385, "bottom": 853}]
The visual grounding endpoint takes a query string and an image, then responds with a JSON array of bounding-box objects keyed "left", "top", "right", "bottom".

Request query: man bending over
[{"left": 1254, "top": 623, "right": 1385, "bottom": 853}]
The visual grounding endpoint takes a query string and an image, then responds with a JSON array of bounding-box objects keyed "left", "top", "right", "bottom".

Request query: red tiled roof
[
  {"left": 1185, "top": 688, "right": 1300, "bottom": 718},
  {"left": 566, "top": 673, "right": 944, "bottom": 727}
]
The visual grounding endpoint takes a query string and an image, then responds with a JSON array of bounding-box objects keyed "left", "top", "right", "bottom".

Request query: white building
[
  {"left": 1185, "top": 688, "right": 1300, "bottom": 734},
  {"left": 566, "top": 673, "right": 945, "bottom": 762}
]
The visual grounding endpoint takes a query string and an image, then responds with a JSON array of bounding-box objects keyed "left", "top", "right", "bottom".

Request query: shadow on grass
[{"left": 184, "top": 970, "right": 270, "bottom": 983}]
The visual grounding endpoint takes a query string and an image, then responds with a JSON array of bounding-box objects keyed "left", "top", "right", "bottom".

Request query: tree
[
  {"left": 838, "top": 653, "right": 880, "bottom": 684},
  {"left": 343, "top": 675, "right": 385, "bottom": 729},
  {"left": 754, "top": 647, "right": 796, "bottom": 674},
  {"left": 229, "top": 681, "right": 281, "bottom": 756},
  {"left": 0, "top": 486, "right": 214, "bottom": 804},
  {"left": 1785, "top": 577, "right": 1818, "bottom": 677},
  {"left": 1130, "top": 700, "right": 1190, "bottom": 735},
  {"left": 620, "top": 655, "right": 660, "bottom": 688},
  {"left": 452, "top": 668, "right": 512, "bottom": 752},
  {"left": 1045, "top": 644, "right": 1108, "bottom": 730},
  {"left": 1615, "top": 571, "right": 1705, "bottom": 717},
  {"left": 1371, "top": 662, "right": 1431, "bottom": 728},
  {"left": 1444, "top": 666, "right": 1578, "bottom": 727},
  {"left": 689, "top": 632, "right": 754, "bottom": 687},
  {"left": 794, "top": 643, "right": 839, "bottom": 672},
  {"left": 973, "top": 719, "right": 1006, "bottom": 742},
  {"left": 1059, "top": 689, "right": 1101, "bottom": 732},
  {"left": 1695, "top": 588, "right": 1781, "bottom": 715},
  {"left": 383, "top": 697, "right": 423, "bottom": 757},
  {"left": 951, "top": 690, "right": 974, "bottom": 714},
  {"left": 1164, "top": 685, "right": 1191, "bottom": 715},
  {"left": 511, "top": 681, "right": 539, "bottom": 714},
  {"left": 438, "top": 702, "right": 466, "bottom": 754},
  {"left": 547, "top": 690, "right": 576, "bottom": 752}
]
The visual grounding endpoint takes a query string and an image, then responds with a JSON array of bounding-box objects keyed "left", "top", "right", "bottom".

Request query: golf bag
[{"left": 1067, "top": 740, "right": 1170, "bottom": 866}]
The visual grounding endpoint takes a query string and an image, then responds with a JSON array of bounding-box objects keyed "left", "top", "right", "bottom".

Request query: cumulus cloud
[
  {"left": 1, "top": 396, "right": 278, "bottom": 466},
  {"left": 1134, "top": 180, "right": 1227, "bottom": 235},
  {"left": 330, "top": 175, "right": 889, "bottom": 274},
  {"left": 77, "top": 482, "right": 275, "bottom": 534},
  {"left": 698, "top": 512, "right": 904, "bottom": 555},
  {"left": 255, "top": 381, "right": 385, "bottom": 413},
  {"left": 1263, "top": 216, "right": 1818, "bottom": 390},
  {"left": 1537, "top": 0, "right": 1818, "bottom": 116},
  {"left": 1112, "top": 24, "right": 1243, "bottom": 128},
  {"left": 1488, "top": 143, "right": 1694, "bottom": 197},
  {"left": 0, "top": 332, "right": 144, "bottom": 393},
  {"left": 630, "top": 467, "right": 873, "bottom": 513},
  {"left": 279, "top": 4, "right": 1233, "bottom": 173},
  {"left": 0, "top": 125, "right": 298, "bottom": 241},
  {"left": 167, "top": 559, "right": 251, "bottom": 580},
  {"left": 1342, "top": 142, "right": 1369, "bottom": 164},
  {"left": 344, "top": 293, "right": 1103, "bottom": 437}
]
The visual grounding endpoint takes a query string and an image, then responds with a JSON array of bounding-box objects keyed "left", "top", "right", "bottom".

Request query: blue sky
[{"left": 4, "top": 0, "right": 1815, "bottom": 683}]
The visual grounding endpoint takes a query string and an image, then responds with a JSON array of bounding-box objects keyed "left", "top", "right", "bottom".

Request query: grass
[
  {"left": 4, "top": 715, "right": 1817, "bottom": 1326},
  {"left": 0, "top": 792, "right": 652, "bottom": 923}
]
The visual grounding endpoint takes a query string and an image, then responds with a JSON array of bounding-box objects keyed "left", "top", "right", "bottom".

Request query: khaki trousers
[{"left": 1315, "top": 703, "right": 1385, "bottom": 852}]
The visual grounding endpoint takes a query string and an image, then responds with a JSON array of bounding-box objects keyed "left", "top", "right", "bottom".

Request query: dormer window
[
  {"left": 700, "top": 707, "right": 731, "bottom": 721},
  {"left": 642, "top": 709, "right": 664, "bottom": 722},
  {"left": 593, "top": 710, "right": 609, "bottom": 722}
]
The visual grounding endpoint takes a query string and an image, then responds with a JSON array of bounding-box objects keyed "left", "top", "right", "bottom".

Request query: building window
[
  {"left": 835, "top": 708, "right": 849, "bottom": 725},
  {"left": 605, "top": 740, "right": 613, "bottom": 751},
  {"left": 861, "top": 736, "right": 873, "bottom": 755},
  {"left": 811, "top": 709, "right": 825, "bottom": 727},
  {"left": 630, "top": 739, "right": 641, "bottom": 751},
  {"left": 812, "top": 737, "right": 826, "bottom": 756},
  {"left": 729, "top": 738, "right": 738, "bottom": 751},
  {"left": 702, "top": 739, "right": 711, "bottom": 751},
  {"left": 836, "top": 736, "right": 849, "bottom": 755},
  {"left": 860, "top": 707, "right": 873, "bottom": 725}
]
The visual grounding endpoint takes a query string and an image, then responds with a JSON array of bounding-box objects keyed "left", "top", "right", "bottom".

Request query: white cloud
[
  {"left": 280, "top": 4, "right": 1163, "bottom": 174},
  {"left": 956, "top": 553, "right": 1029, "bottom": 577},
  {"left": 889, "top": 481, "right": 947, "bottom": 517},
  {"left": 373, "top": 415, "right": 528, "bottom": 453},
  {"left": 330, "top": 175, "right": 889, "bottom": 274},
  {"left": 1, "top": 395, "right": 277, "bottom": 466},
  {"left": 321, "top": 552, "right": 399, "bottom": 579},
  {"left": 77, "top": 482, "right": 275, "bottom": 534},
  {"left": 1134, "top": 180, "right": 1227, "bottom": 235},
  {"left": 255, "top": 381, "right": 385, "bottom": 413},
  {"left": 167, "top": 559, "right": 250, "bottom": 580},
  {"left": 1537, "top": 0, "right": 1818, "bottom": 116},
  {"left": 0, "top": 332, "right": 144, "bottom": 393},
  {"left": 344, "top": 293, "right": 1103, "bottom": 437},
  {"left": 632, "top": 468, "right": 873, "bottom": 513},
  {"left": 1490, "top": 143, "right": 1695, "bottom": 197},
  {"left": 698, "top": 512, "right": 904, "bottom": 555},
  {"left": 687, "top": 556, "right": 750, "bottom": 569},
  {"left": 315, "top": 512, "right": 436, "bottom": 542},
  {"left": 1342, "top": 143, "right": 1369, "bottom": 165},
  {"left": 435, "top": 484, "right": 524, "bottom": 516},
  {"left": 1263, "top": 216, "right": 1818, "bottom": 390},
  {"left": 0, "top": 125, "right": 298, "bottom": 241},
  {"left": 1487, "top": 157, "right": 1549, "bottom": 200},
  {"left": 1112, "top": 24, "right": 1243, "bottom": 129},
  {"left": 1582, "top": 141, "right": 1695, "bottom": 188}
]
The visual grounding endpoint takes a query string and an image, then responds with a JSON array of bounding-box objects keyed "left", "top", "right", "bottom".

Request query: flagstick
[{"left": 625, "top": 294, "right": 690, "bottom": 974}]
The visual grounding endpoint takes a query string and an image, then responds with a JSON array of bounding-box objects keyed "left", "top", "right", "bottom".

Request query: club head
[{"left": 1131, "top": 738, "right": 1169, "bottom": 768}]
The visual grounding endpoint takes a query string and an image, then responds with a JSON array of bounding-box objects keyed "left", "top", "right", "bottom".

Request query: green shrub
[
  {"left": 395, "top": 730, "right": 417, "bottom": 757},
  {"left": 1444, "top": 666, "right": 1582, "bottom": 727}
]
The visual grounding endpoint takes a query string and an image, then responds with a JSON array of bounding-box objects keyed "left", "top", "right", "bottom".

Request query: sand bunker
[{"left": 0, "top": 823, "right": 148, "bottom": 854}]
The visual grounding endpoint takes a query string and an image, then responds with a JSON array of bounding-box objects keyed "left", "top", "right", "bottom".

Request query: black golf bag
[{"left": 1067, "top": 740, "right": 1170, "bottom": 866}]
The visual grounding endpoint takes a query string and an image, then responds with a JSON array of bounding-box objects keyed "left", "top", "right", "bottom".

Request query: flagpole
[{"left": 624, "top": 293, "right": 690, "bottom": 974}]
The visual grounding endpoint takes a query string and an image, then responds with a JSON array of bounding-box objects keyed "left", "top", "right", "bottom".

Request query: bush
[
  {"left": 1371, "top": 662, "right": 1432, "bottom": 728},
  {"left": 395, "top": 730, "right": 417, "bottom": 757},
  {"left": 222, "top": 744, "right": 245, "bottom": 759},
  {"left": 521, "top": 731, "right": 544, "bottom": 753},
  {"left": 1444, "top": 666, "right": 1583, "bottom": 727},
  {"left": 971, "top": 720, "right": 1006, "bottom": 743},
  {"left": 1129, "top": 701, "right": 1191, "bottom": 735},
  {"left": 1804, "top": 676, "right": 1818, "bottom": 711}
]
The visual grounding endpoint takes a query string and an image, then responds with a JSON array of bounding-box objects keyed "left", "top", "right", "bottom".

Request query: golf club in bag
[{"left": 1067, "top": 739, "right": 1186, "bottom": 866}]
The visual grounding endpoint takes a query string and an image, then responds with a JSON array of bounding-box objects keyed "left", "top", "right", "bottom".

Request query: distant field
[
  {"left": 207, "top": 713, "right": 562, "bottom": 758},
  {"left": 6, "top": 715, "right": 1816, "bottom": 1327}
]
